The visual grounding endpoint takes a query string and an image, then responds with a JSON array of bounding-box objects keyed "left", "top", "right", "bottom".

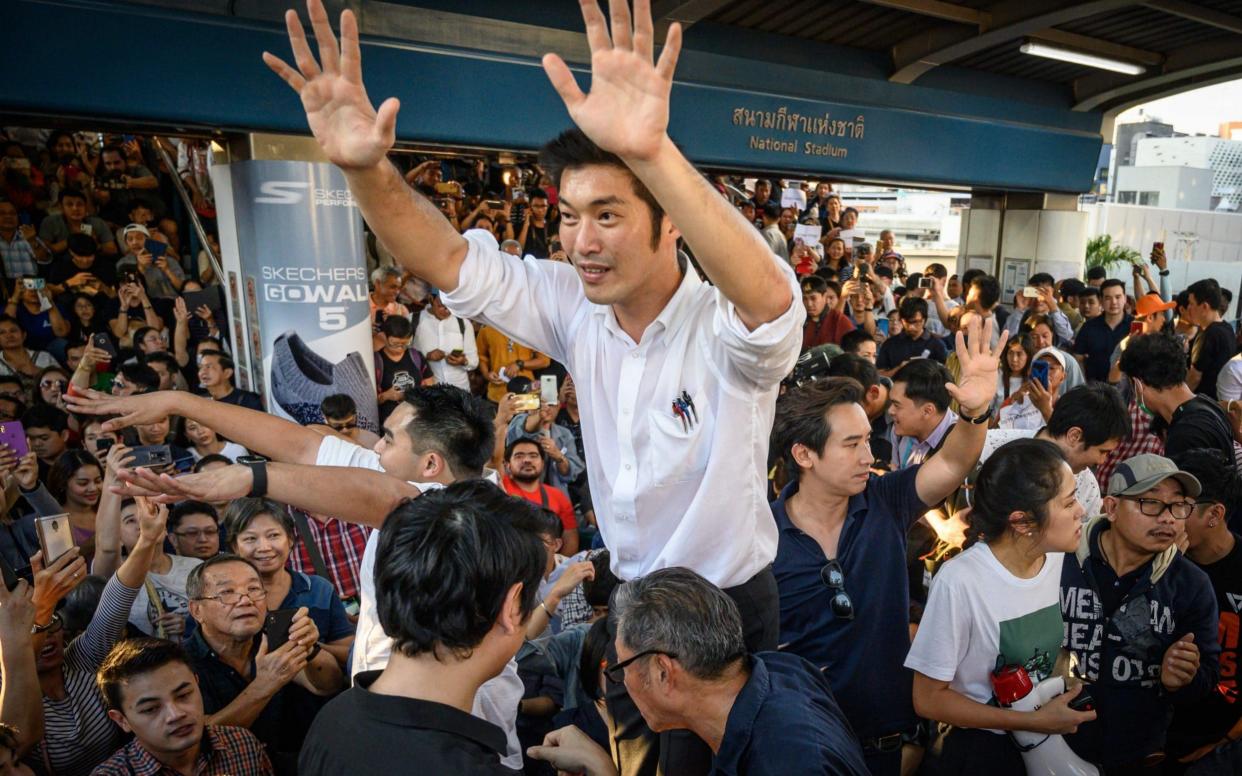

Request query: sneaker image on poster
[{"left": 270, "top": 331, "right": 378, "bottom": 431}]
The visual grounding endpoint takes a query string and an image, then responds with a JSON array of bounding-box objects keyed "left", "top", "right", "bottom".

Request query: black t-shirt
[
  {"left": 1191, "top": 321, "right": 1237, "bottom": 399},
  {"left": 46, "top": 255, "right": 117, "bottom": 292},
  {"left": 1166, "top": 535, "right": 1242, "bottom": 756},
  {"left": 1166, "top": 395, "right": 1236, "bottom": 463},
  {"left": 521, "top": 219, "right": 556, "bottom": 259},
  {"left": 215, "top": 388, "right": 263, "bottom": 412},
  {"left": 376, "top": 348, "right": 432, "bottom": 421},
  {"left": 876, "top": 331, "right": 948, "bottom": 369}
]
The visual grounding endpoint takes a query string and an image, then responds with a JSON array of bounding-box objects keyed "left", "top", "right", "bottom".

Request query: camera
[{"left": 784, "top": 348, "right": 834, "bottom": 389}]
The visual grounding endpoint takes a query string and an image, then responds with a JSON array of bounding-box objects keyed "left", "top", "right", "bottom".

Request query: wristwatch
[
  {"left": 1158, "top": 269, "right": 1170, "bottom": 277},
  {"left": 958, "top": 406, "right": 993, "bottom": 425},
  {"left": 32, "top": 613, "right": 62, "bottom": 634}
]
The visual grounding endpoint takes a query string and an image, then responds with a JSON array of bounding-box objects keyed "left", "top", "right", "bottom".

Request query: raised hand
[
  {"left": 115, "top": 463, "right": 252, "bottom": 505},
  {"left": 542, "top": 0, "right": 683, "bottom": 162},
  {"left": 134, "top": 496, "right": 169, "bottom": 545},
  {"left": 64, "top": 387, "right": 172, "bottom": 431},
  {"left": 946, "top": 316, "right": 1007, "bottom": 416},
  {"left": 262, "top": 0, "right": 399, "bottom": 170}
]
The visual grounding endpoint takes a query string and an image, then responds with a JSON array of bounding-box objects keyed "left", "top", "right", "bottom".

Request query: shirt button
[
  {"left": 631, "top": 352, "right": 639, "bottom": 359},
  {"left": 625, "top": 464, "right": 632, "bottom": 471}
]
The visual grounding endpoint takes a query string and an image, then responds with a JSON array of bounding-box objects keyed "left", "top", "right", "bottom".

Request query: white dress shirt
[
  {"left": 314, "top": 435, "right": 522, "bottom": 770},
  {"left": 442, "top": 230, "right": 804, "bottom": 588},
  {"left": 412, "top": 310, "right": 478, "bottom": 390}
]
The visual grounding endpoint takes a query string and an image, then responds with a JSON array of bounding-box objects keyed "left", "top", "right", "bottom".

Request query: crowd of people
[{"left": 1, "top": 1, "right": 1242, "bottom": 775}]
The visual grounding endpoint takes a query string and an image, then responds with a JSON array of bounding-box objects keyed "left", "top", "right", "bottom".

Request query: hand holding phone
[
  {"left": 1030, "top": 359, "right": 1050, "bottom": 390},
  {"left": 263, "top": 608, "right": 298, "bottom": 651},
  {"left": 35, "top": 515, "right": 76, "bottom": 566}
]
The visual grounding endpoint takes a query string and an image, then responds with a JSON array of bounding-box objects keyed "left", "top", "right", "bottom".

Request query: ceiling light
[{"left": 1020, "top": 41, "right": 1145, "bottom": 75}]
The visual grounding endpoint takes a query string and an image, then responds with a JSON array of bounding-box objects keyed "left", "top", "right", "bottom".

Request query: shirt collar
[
  {"left": 713, "top": 656, "right": 770, "bottom": 775},
  {"left": 772, "top": 479, "right": 870, "bottom": 537},
  {"left": 593, "top": 261, "right": 702, "bottom": 345},
  {"left": 350, "top": 671, "right": 508, "bottom": 755},
  {"left": 122, "top": 727, "right": 222, "bottom": 776},
  {"left": 923, "top": 410, "right": 958, "bottom": 449}
]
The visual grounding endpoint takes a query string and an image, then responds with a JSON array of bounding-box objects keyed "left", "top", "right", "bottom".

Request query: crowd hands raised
[{"left": 0, "top": 0, "right": 1240, "bottom": 775}]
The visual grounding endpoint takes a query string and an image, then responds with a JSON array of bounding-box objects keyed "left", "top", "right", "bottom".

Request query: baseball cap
[
  {"left": 1106, "top": 453, "right": 1201, "bottom": 498},
  {"left": 1032, "top": 347, "right": 1066, "bottom": 369},
  {"left": 1135, "top": 292, "right": 1177, "bottom": 317},
  {"left": 122, "top": 223, "right": 150, "bottom": 238}
]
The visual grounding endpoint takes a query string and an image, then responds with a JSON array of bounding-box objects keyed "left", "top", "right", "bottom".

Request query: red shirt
[
  {"left": 501, "top": 475, "right": 577, "bottom": 530},
  {"left": 802, "top": 309, "right": 855, "bottom": 351}
]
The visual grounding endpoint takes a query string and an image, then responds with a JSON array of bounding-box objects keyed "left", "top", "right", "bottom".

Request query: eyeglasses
[
  {"left": 1121, "top": 496, "right": 1194, "bottom": 520},
  {"left": 194, "top": 587, "right": 267, "bottom": 607},
  {"left": 326, "top": 419, "right": 357, "bottom": 431},
  {"left": 174, "top": 528, "right": 217, "bottom": 539},
  {"left": 40, "top": 380, "right": 67, "bottom": 390},
  {"left": 604, "top": 649, "right": 677, "bottom": 684},
  {"left": 820, "top": 559, "right": 855, "bottom": 620}
]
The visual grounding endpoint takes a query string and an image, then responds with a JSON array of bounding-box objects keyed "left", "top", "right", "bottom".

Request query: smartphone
[
  {"left": 21, "top": 277, "right": 44, "bottom": 291},
  {"left": 450, "top": 348, "right": 464, "bottom": 358},
  {"left": 918, "top": 276, "right": 934, "bottom": 289},
  {"left": 1022, "top": 286, "right": 1041, "bottom": 298},
  {"left": 854, "top": 262, "right": 869, "bottom": 279},
  {"left": 1030, "top": 359, "right": 1050, "bottom": 390},
  {"left": 876, "top": 318, "right": 890, "bottom": 337},
  {"left": 120, "top": 270, "right": 141, "bottom": 286},
  {"left": 373, "top": 310, "right": 385, "bottom": 329},
  {"left": 512, "top": 189, "right": 527, "bottom": 202},
  {"left": 95, "top": 438, "right": 114, "bottom": 455},
  {"left": 143, "top": 239, "right": 167, "bottom": 259},
  {"left": 35, "top": 514, "right": 75, "bottom": 565},
  {"left": 484, "top": 200, "right": 504, "bottom": 210},
  {"left": 0, "top": 422, "right": 28, "bottom": 459},
  {"left": 1153, "top": 241, "right": 1164, "bottom": 252},
  {"left": 513, "top": 392, "right": 541, "bottom": 412},
  {"left": 540, "top": 375, "right": 558, "bottom": 405},
  {"left": 129, "top": 445, "right": 172, "bottom": 469},
  {"left": 0, "top": 554, "right": 23, "bottom": 592},
  {"left": 1129, "top": 320, "right": 1144, "bottom": 337},
  {"left": 91, "top": 331, "right": 117, "bottom": 358},
  {"left": 434, "top": 182, "right": 457, "bottom": 195},
  {"left": 263, "top": 608, "right": 297, "bottom": 651}
]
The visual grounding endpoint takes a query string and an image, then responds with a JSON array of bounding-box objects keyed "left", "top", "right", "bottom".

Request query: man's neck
[
  {"left": 682, "top": 666, "right": 750, "bottom": 753},
  {"left": 1099, "top": 525, "right": 1157, "bottom": 578},
  {"left": 1202, "top": 311, "right": 1223, "bottom": 327},
  {"left": 1104, "top": 311, "right": 1125, "bottom": 327},
  {"left": 1188, "top": 528, "right": 1236, "bottom": 566},
  {"left": 145, "top": 740, "right": 201, "bottom": 776},
  {"left": 912, "top": 412, "right": 946, "bottom": 444},
  {"left": 1152, "top": 384, "right": 1197, "bottom": 422},
  {"left": 786, "top": 476, "right": 850, "bottom": 532},
  {"left": 611, "top": 255, "right": 683, "bottom": 344},
  {"left": 205, "top": 382, "right": 231, "bottom": 400},
  {"left": 509, "top": 476, "right": 541, "bottom": 494},
  {"left": 369, "top": 649, "right": 493, "bottom": 712},
  {"left": 203, "top": 629, "right": 254, "bottom": 674}
]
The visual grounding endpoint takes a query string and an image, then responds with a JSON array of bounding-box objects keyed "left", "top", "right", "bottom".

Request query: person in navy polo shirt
[
  {"left": 528, "top": 567, "right": 868, "bottom": 776},
  {"left": 769, "top": 316, "right": 1006, "bottom": 776},
  {"left": 1072, "top": 278, "right": 1130, "bottom": 382}
]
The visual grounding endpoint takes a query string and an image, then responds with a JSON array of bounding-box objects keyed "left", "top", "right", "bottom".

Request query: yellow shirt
[{"left": 476, "top": 325, "right": 544, "bottom": 402}]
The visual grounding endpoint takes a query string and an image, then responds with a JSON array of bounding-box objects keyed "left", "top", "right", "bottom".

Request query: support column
[{"left": 210, "top": 134, "right": 379, "bottom": 431}]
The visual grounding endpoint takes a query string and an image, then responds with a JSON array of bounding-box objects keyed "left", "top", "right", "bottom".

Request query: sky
[{"left": 1116, "top": 79, "right": 1242, "bottom": 137}]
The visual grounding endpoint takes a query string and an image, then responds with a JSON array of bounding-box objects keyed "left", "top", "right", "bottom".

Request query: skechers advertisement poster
[{"left": 212, "top": 160, "right": 378, "bottom": 431}]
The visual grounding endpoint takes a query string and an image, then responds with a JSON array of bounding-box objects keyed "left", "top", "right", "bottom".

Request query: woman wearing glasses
[{"left": 905, "top": 438, "right": 1094, "bottom": 774}]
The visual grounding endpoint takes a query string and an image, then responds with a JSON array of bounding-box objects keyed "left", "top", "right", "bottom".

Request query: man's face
[
  {"left": 124, "top": 230, "right": 146, "bottom": 255},
  {"left": 65, "top": 345, "right": 86, "bottom": 372},
  {"left": 1105, "top": 479, "right": 1189, "bottom": 555},
  {"left": 803, "top": 403, "right": 875, "bottom": 496},
  {"left": 383, "top": 334, "right": 412, "bottom": 356},
  {"left": 197, "top": 356, "right": 229, "bottom": 389},
  {"left": 529, "top": 197, "right": 549, "bottom": 221},
  {"left": 507, "top": 443, "right": 545, "bottom": 484},
  {"left": 110, "top": 662, "right": 205, "bottom": 761},
  {"left": 1102, "top": 285, "right": 1126, "bottom": 317},
  {"left": 129, "top": 205, "right": 154, "bottom": 226},
  {"left": 0, "top": 399, "right": 18, "bottom": 423},
  {"left": 841, "top": 210, "right": 857, "bottom": 229},
  {"left": 802, "top": 290, "right": 826, "bottom": 319},
  {"left": 740, "top": 203, "right": 755, "bottom": 223},
  {"left": 190, "top": 561, "right": 267, "bottom": 641},
  {"left": 0, "top": 203, "right": 16, "bottom": 232},
  {"left": 1031, "top": 324, "right": 1054, "bottom": 350},
  {"left": 1031, "top": 283, "right": 1054, "bottom": 314},
  {"left": 614, "top": 637, "right": 676, "bottom": 733},
  {"left": 947, "top": 277, "right": 962, "bottom": 300},
  {"left": 901, "top": 311, "right": 925, "bottom": 339},
  {"left": 887, "top": 382, "right": 934, "bottom": 439},
  {"left": 1062, "top": 434, "right": 1119, "bottom": 474},
  {"left": 148, "top": 361, "right": 174, "bottom": 391},
  {"left": 26, "top": 425, "right": 65, "bottom": 461},
  {"left": 374, "top": 404, "right": 425, "bottom": 481},
  {"left": 172, "top": 513, "right": 220, "bottom": 559},
  {"left": 0, "top": 322, "right": 23, "bottom": 350},
  {"left": 137, "top": 416, "right": 170, "bottom": 446},
  {"left": 853, "top": 339, "right": 877, "bottom": 364},
  {"left": 61, "top": 195, "right": 87, "bottom": 222},
  {"left": 754, "top": 180, "right": 770, "bottom": 200},
  {"left": 1080, "top": 294, "right": 1101, "bottom": 319},
  {"left": 429, "top": 296, "right": 451, "bottom": 320},
  {"left": 53, "top": 135, "right": 75, "bottom": 159},
  {"left": 139, "top": 329, "right": 165, "bottom": 353},
  {"left": 373, "top": 275, "right": 401, "bottom": 305},
  {"left": 102, "top": 150, "right": 126, "bottom": 173},
  {"left": 559, "top": 165, "right": 675, "bottom": 309}
]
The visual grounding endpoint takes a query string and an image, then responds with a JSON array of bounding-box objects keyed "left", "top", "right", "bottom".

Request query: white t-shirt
[
  {"left": 1217, "top": 354, "right": 1242, "bottom": 402},
  {"left": 981, "top": 429, "right": 1103, "bottom": 518},
  {"left": 128, "top": 554, "right": 202, "bottom": 635},
  {"left": 189, "top": 441, "right": 249, "bottom": 462},
  {"left": 905, "top": 543, "right": 1065, "bottom": 732},
  {"left": 313, "top": 435, "right": 522, "bottom": 769}
]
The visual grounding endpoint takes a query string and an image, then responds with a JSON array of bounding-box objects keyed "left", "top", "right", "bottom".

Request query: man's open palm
[
  {"left": 263, "top": 0, "right": 399, "bottom": 170},
  {"left": 543, "top": 0, "right": 682, "bottom": 162}
]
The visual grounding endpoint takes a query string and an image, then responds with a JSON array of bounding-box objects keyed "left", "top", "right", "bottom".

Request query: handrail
[{"left": 152, "top": 136, "right": 224, "bottom": 284}]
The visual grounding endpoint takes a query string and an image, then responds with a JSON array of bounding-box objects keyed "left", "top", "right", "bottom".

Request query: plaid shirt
[
  {"left": 0, "top": 230, "right": 38, "bottom": 279},
  {"left": 554, "top": 549, "right": 605, "bottom": 630},
  {"left": 288, "top": 508, "right": 370, "bottom": 601},
  {"left": 91, "top": 725, "right": 272, "bottom": 775},
  {"left": 1096, "top": 397, "right": 1165, "bottom": 491}
]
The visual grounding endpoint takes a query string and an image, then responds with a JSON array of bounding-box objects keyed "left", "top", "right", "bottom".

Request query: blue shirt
[
  {"left": 1073, "top": 314, "right": 1132, "bottom": 382},
  {"left": 711, "top": 652, "right": 868, "bottom": 776},
  {"left": 771, "top": 467, "right": 926, "bottom": 739},
  {"left": 281, "top": 570, "right": 355, "bottom": 644}
]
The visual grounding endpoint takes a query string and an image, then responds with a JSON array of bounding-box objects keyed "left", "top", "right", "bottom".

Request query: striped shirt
[
  {"left": 0, "top": 230, "right": 38, "bottom": 279},
  {"left": 91, "top": 725, "right": 273, "bottom": 775},
  {"left": 28, "top": 575, "right": 140, "bottom": 776}
]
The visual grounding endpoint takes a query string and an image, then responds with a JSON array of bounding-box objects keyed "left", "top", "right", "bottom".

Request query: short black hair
[
  {"left": 192, "top": 453, "right": 232, "bottom": 472},
  {"left": 1047, "top": 383, "right": 1129, "bottom": 448},
  {"left": 118, "top": 362, "right": 160, "bottom": 393},
  {"left": 838, "top": 330, "right": 875, "bottom": 357},
  {"left": 375, "top": 480, "right": 545, "bottom": 660},
  {"left": 1028, "top": 272, "right": 1055, "bottom": 287},
  {"left": 771, "top": 377, "right": 865, "bottom": 482},
  {"left": 223, "top": 497, "right": 294, "bottom": 547},
  {"left": 1100, "top": 278, "right": 1126, "bottom": 295},
  {"left": 1078, "top": 286, "right": 1101, "bottom": 300},
  {"left": 1170, "top": 448, "right": 1242, "bottom": 507},
  {"left": 381, "top": 315, "right": 413, "bottom": 338},
  {"left": 505, "top": 435, "right": 544, "bottom": 463},
  {"left": 321, "top": 393, "right": 357, "bottom": 420},
  {"left": 540, "top": 128, "right": 665, "bottom": 251},
  {"left": 960, "top": 268, "right": 986, "bottom": 288},
  {"left": 1086, "top": 266, "right": 1108, "bottom": 281},
  {"left": 827, "top": 352, "right": 880, "bottom": 391},
  {"left": 898, "top": 295, "right": 928, "bottom": 322},
  {"left": 59, "top": 187, "right": 87, "bottom": 205},
  {"left": 401, "top": 385, "right": 494, "bottom": 478},
  {"left": 971, "top": 438, "right": 1068, "bottom": 543},
  {"left": 924, "top": 263, "right": 948, "bottom": 280},
  {"left": 969, "top": 275, "right": 1000, "bottom": 310},
  {"left": 169, "top": 500, "right": 219, "bottom": 532},
  {"left": 800, "top": 275, "right": 828, "bottom": 295},
  {"left": 97, "top": 637, "right": 192, "bottom": 711},
  {"left": 762, "top": 201, "right": 782, "bottom": 220},
  {"left": 22, "top": 404, "right": 68, "bottom": 433},
  {"left": 142, "top": 351, "right": 178, "bottom": 372},
  {"left": 1187, "top": 278, "right": 1224, "bottom": 312},
  {"left": 200, "top": 351, "right": 236, "bottom": 375},
  {"left": 584, "top": 550, "right": 618, "bottom": 609},
  {"left": 1119, "top": 333, "right": 1187, "bottom": 389},
  {"left": 67, "top": 232, "right": 97, "bottom": 257},
  {"left": 892, "top": 359, "right": 952, "bottom": 413}
]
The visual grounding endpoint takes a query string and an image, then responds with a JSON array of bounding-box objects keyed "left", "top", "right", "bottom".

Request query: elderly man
[{"left": 528, "top": 567, "right": 868, "bottom": 775}]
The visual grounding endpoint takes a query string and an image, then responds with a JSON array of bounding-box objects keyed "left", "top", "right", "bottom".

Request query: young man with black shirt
[
  {"left": 45, "top": 232, "right": 117, "bottom": 300},
  {"left": 1164, "top": 448, "right": 1242, "bottom": 770},
  {"left": 516, "top": 189, "right": 556, "bottom": 259},
  {"left": 374, "top": 315, "right": 433, "bottom": 422},
  {"left": 1073, "top": 278, "right": 1130, "bottom": 382},
  {"left": 1186, "top": 278, "right": 1237, "bottom": 399},
  {"left": 198, "top": 352, "right": 263, "bottom": 411},
  {"left": 1121, "top": 332, "right": 1235, "bottom": 462},
  {"left": 876, "top": 297, "right": 947, "bottom": 376},
  {"left": 299, "top": 481, "right": 546, "bottom": 775}
]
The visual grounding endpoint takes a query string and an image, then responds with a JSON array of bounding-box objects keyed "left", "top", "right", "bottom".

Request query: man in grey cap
[{"left": 1060, "top": 453, "right": 1221, "bottom": 771}]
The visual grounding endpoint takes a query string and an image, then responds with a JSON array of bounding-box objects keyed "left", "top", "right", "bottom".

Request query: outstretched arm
[
  {"left": 262, "top": 0, "right": 466, "bottom": 293},
  {"left": 541, "top": 0, "right": 790, "bottom": 329}
]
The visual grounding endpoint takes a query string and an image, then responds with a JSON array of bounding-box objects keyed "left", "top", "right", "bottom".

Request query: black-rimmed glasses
[
  {"left": 1121, "top": 496, "right": 1194, "bottom": 520},
  {"left": 821, "top": 559, "right": 855, "bottom": 620},
  {"left": 194, "top": 587, "right": 267, "bottom": 607},
  {"left": 604, "top": 649, "right": 677, "bottom": 684}
]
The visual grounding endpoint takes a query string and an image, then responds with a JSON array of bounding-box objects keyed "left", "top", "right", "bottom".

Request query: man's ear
[
  {"left": 790, "top": 442, "right": 818, "bottom": 472},
  {"left": 497, "top": 582, "right": 525, "bottom": 635},
  {"left": 1064, "top": 427, "right": 1084, "bottom": 447},
  {"left": 107, "top": 709, "right": 133, "bottom": 734},
  {"left": 1102, "top": 495, "right": 1119, "bottom": 523}
]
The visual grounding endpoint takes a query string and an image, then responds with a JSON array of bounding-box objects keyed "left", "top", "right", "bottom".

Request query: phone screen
[
  {"left": 1030, "top": 360, "right": 1050, "bottom": 390},
  {"left": 144, "top": 239, "right": 167, "bottom": 258},
  {"left": 1129, "top": 321, "right": 1144, "bottom": 337},
  {"left": 264, "top": 609, "right": 297, "bottom": 651}
]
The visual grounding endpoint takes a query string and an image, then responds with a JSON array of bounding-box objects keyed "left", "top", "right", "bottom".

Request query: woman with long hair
[
  {"left": 46, "top": 449, "right": 104, "bottom": 562},
  {"left": 905, "top": 438, "right": 1095, "bottom": 774}
]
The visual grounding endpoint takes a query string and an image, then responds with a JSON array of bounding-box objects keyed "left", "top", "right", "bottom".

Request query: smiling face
[
  {"left": 67, "top": 464, "right": 103, "bottom": 509},
  {"left": 109, "top": 661, "right": 205, "bottom": 762},
  {"left": 232, "top": 513, "right": 292, "bottom": 578},
  {"left": 557, "top": 165, "right": 678, "bottom": 308}
]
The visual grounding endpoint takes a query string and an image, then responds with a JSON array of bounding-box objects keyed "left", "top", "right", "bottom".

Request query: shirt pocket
[{"left": 646, "top": 392, "right": 714, "bottom": 487}]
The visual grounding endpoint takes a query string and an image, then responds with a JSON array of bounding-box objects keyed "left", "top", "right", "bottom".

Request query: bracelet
[
  {"left": 1159, "top": 269, "right": 1170, "bottom": 277},
  {"left": 307, "top": 642, "right": 322, "bottom": 661},
  {"left": 958, "top": 406, "right": 993, "bottom": 425},
  {"left": 31, "top": 612, "right": 61, "bottom": 634},
  {"left": 246, "top": 460, "right": 268, "bottom": 497},
  {"left": 539, "top": 599, "right": 556, "bottom": 618}
]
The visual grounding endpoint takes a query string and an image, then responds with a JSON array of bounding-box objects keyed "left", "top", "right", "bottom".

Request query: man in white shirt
[
  {"left": 260, "top": 2, "right": 802, "bottom": 772},
  {"left": 980, "top": 383, "right": 1130, "bottom": 520},
  {"left": 411, "top": 290, "right": 477, "bottom": 390}
]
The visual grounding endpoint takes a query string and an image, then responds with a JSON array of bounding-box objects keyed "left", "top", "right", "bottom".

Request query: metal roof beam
[
  {"left": 888, "top": 0, "right": 1142, "bottom": 84},
  {"left": 1073, "top": 35, "right": 1242, "bottom": 110},
  {"left": 651, "top": 0, "right": 735, "bottom": 36},
  {"left": 856, "top": 0, "right": 988, "bottom": 26},
  {"left": 1142, "top": 0, "right": 1242, "bottom": 35}
]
